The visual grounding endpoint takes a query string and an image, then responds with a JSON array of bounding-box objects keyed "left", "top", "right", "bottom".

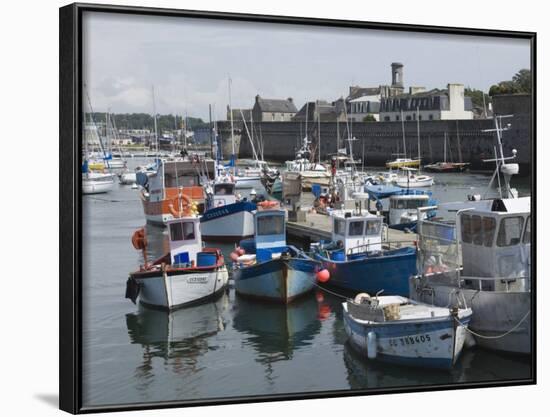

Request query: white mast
[
  {"left": 401, "top": 109, "right": 406, "bottom": 159},
  {"left": 228, "top": 77, "right": 235, "bottom": 174},
  {"left": 416, "top": 106, "right": 421, "bottom": 162},
  {"left": 152, "top": 86, "right": 159, "bottom": 157}
]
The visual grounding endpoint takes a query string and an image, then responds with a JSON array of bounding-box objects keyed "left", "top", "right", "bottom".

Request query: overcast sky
[{"left": 83, "top": 11, "right": 531, "bottom": 120}]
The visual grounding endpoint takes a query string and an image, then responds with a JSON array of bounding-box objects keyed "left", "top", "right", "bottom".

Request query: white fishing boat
[
  {"left": 394, "top": 167, "right": 434, "bottom": 188},
  {"left": 200, "top": 175, "right": 256, "bottom": 242},
  {"left": 343, "top": 293, "right": 472, "bottom": 369},
  {"left": 126, "top": 214, "right": 229, "bottom": 310},
  {"left": 410, "top": 196, "right": 531, "bottom": 354}
]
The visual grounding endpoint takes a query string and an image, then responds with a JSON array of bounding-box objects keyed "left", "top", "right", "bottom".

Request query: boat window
[
  {"left": 523, "top": 216, "right": 531, "bottom": 244},
  {"left": 334, "top": 218, "right": 346, "bottom": 235},
  {"left": 461, "top": 214, "right": 472, "bottom": 243},
  {"left": 257, "top": 215, "right": 284, "bottom": 236},
  {"left": 496, "top": 216, "right": 524, "bottom": 247},
  {"left": 366, "top": 220, "right": 381, "bottom": 236},
  {"left": 214, "top": 183, "right": 234, "bottom": 195},
  {"left": 395, "top": 199, "right": 406, "bottom": 209},
  {"left": 471, "top": 215, "right": 482, "bottom": 245},
  {"left": 349, "top": 221, "right": 364, "bottom": 236},
  {"left": 170, "top": 221, "right": 196, "bottom": 241},
  {"left": 407, "top": 199, "right": 426, "bottom": 209},
  {"left": 482, "top": 217, "right": 497, "bottom": 247}
]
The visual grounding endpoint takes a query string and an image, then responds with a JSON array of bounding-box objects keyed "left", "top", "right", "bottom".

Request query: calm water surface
[{"left": 82, "top": 162, "right": 532, "bottom": 407}]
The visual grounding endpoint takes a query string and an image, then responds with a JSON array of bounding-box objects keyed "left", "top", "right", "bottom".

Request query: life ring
[
  {"left": 168, "top": 193, "right": 192, "bottom": 218},
  {"left": 131, "top": 227, "right": 147, "bottom": 250}
]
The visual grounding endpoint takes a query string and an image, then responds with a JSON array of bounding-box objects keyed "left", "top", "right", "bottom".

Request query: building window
[
  {"left": 429, "top": 114, "right": 434, "bottom": 120},
  {"left": 418, "top": 115, "right": 422, "bottom": 121},
  {"left": 396, "top": 115, "right": 400, "bottom": 121},
  {"left": 272, "top": 113, "right": 275, "bottom": 121},
  {"left": 406, "top": 115, "right": 412, "bottom": 121},
  {"left": 384, "top": 116, "right": 390, "bottom": 122}
]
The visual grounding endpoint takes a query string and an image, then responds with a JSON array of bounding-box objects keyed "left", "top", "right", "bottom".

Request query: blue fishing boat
[
  {"left": 311, "top": 209, "right": 416, "bottom": 296},
  {"left": 364, "top": 184, "right": 436, "bottom": 232},
  {"left": 232, "top": 204, "right": 318, "bottom": 303},
  {"left": 343, "top": 293, "right": 472, "bottom": 369}
]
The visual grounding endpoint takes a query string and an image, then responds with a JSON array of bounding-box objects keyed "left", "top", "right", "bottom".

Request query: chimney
[
  {"left": 255, "top": 94, "right": 260, "bottom": 103},
  {"left": 447, "top": 83, "right": 464, "bottom": 112},
  {"left": 391, "top": 62, "right": 404, "bottom": 89},
  {"left": 287, "top": 97, "right": 293, "bottom": 103}
]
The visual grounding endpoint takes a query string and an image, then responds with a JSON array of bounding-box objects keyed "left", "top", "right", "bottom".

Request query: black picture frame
[{"left": 59, "top": 3, "right": 536, "bottom": 414}]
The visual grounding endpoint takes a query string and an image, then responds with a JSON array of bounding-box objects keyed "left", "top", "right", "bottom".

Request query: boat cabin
[
  {"left": 167, "top": 216, "right": 202, "bottom": 266},
  {"left": 389, "top": 194, "right": 430, "bottom": 225},
  {"left": 210, "top": 181, "right": 236, "bottom": 208},
  {"left": 459, "top": 205, "right": 530, "bottom": 291},
  {"left": 254, "top": 209, "right": 287, "bottom": 262},
  {"left": 331, "top": 210, "right": 383, "bottom": 255}
]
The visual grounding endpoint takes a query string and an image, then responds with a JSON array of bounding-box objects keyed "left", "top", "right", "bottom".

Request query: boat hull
[
  {"left": 129, "top": 266, "right": 229, "bottom": 310},
  {"left": 200, "top": 202, "right": 256, "bottom": 242},
  {"left": 386, "top": 160, "right": 421, "bottom": 169},
  {"left": 233, "top": 257, "right": 317, "bottom": 303},
  {"left": 82, "top": 179, "right": 115, "bottom": 194},
  {"left": 343, "top": 304, "right": 471, "bottom": 369},
  {"left": 316, "top": 247, "right": 417, "bottom": 296},
  {"left": 410, "top": 279, "right": 531, "bottom": 354}
]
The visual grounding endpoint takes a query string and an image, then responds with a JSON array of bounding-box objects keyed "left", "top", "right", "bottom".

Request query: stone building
[
  {"left": 293, "top": 99, "right": 347, "bottom": 122},
  {"left": 251, "top": 95, "right": 297, "bottom": 122},
  {"left": 379, "top": 84, "right": 474, "bottom": 121},
  {"left": 345, "top": 62, "right": 406, "bottom": 122},
  {"left": 227, "top": 106, "right": 252, "bottom": 122}
]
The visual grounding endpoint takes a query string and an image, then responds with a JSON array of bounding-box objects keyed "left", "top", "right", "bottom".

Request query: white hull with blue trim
[
  {"left": 343, "top": 295, "right": 472, "bottom": 369},
  {"left": 200, "top": 201, "right": 256, "bottom": 242}
]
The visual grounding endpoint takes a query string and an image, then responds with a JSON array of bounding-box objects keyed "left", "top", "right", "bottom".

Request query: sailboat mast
[
  {"left": 228, "top": 77, "right": 235, "bottom": 174},
  {"left": 416, "top": 106, "right": 420, "bottom": 162},
  {"left": 401, "top": 109, "right": 406, "bottom": 159},
  {"left": 444, "top": 132, "right": 447, "bottom": 163},
  {"left": 317, "top": 101, "right": 321, "bottom": 164},
  {"left": 152, "top": 86, "right": 159, "bottom": 157}
]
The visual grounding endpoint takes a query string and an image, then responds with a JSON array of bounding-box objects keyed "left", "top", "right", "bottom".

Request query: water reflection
[
  {"left": 232, "top": 293, "right": 322, "bottom": 363},
  {"left": 125, "top": 294, "right": 228, "bottom": 381},
  {"left": 343, "top": 341, "right": 532, "bottom": 390}
]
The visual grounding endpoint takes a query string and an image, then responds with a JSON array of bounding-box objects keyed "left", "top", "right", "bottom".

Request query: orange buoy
[
  {"left": 131, "top": 228, "right": 147, "bottom": 250},
  {"left": 316, "top": 269, "right": 330, "bottom": 283}
]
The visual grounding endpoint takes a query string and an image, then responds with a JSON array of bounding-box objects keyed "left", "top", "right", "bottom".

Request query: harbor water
[{"left": 82, "top": 160, "right": 532, "bottom": 407}]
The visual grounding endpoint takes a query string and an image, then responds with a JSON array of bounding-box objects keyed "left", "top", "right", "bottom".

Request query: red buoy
[{"left": 316, "top": 269, "right": 330, "bottom": 283}]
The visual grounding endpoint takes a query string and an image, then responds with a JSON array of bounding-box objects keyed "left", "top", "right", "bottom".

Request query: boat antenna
[{"left": 83, "top": 83, "right": 111, "bottom": 171}]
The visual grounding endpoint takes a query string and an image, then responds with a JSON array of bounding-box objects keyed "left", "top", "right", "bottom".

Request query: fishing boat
[
  {"left": 363, "top": 184, "right": 436, "bottom": 231},
  {"left": 200, "top": 175, "right": 256, "bottom": 242},
  {"left": 232, "top": 204, "right": 318, "bottom": 303},
  {"left": 138, "top": 156, "right": 215, "bottom": 225},
  {"left": 343, "top": 293, "right": 472, "bottom": 369},
  {"left": 394, "top": 167, "right": 434, "bottom": 188},
  {"left": 125, "top": 213, "right": 229, "bottom": 310},
  {"left": 410, "top": 197, "right": 531, "bottom": 354},
  {"left": 311, "top": 209, "right": 416, "bottom": 296},
  {"left": 285, "top": 137, "right": 329, "bottom": 180}
]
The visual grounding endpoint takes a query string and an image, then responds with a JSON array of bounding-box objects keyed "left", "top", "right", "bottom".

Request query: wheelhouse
[
  {"left": 332, "top": 210, "right": 383, "bottom": 255},
  {"left": 167, "top": 216, "right": 202, "bottom": 265},
  {"left": 254, "top": 209, "right": 286, "bottom": 261}
]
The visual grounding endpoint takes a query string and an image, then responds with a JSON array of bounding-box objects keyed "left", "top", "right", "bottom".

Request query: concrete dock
[{"left": 287, "top": 211, "right": 418, "bottom": 247}]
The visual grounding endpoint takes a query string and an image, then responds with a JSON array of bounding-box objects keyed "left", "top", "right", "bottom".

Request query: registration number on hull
[
  {"left": 187, "top": 275, "right": 209, "bottom": 284},
  {"left": 388, "top": 334, "right": 432, "bottom": 347}
]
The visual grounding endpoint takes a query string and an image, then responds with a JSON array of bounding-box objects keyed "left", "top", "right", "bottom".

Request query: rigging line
[{"left": 453, "top": 310, "right": 530, "bottom": 340}]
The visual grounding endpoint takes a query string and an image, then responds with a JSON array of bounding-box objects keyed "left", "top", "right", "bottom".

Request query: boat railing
[
  {"left": 460, "top": 275, "right": 530, "bottom": 292},
  {"left": 346, "top": 239, "right": 416, "bottom": 255}
]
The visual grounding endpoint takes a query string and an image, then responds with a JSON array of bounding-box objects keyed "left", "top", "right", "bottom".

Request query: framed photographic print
[{"left": 59, "top": 2, "right": 535, "bottom": 414}]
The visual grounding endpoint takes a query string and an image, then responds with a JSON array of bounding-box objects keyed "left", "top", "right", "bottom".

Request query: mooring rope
[{"left": 453, "top": 310, "right": 531, "bottom": 340}]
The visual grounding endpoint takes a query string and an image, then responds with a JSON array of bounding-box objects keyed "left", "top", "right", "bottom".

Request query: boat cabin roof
[{"left": 390, "top": 193, "right": 429, "bottom": 201}]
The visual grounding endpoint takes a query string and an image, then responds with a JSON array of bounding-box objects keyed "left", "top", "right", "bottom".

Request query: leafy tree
[
  {"left": 363, "top": 114, "right": 377, "bottom": 122},
  {"left": 489, "top": 69, "right": 531, "bottom": 96},
  {"left": 464, "top": 87, "right": 491, "bottom": 109}
]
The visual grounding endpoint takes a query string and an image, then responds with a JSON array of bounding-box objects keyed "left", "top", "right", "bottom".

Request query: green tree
[
  {"left": 465, "top": 87, "right": 491, "bottom": 108},
  {"left": 489, "top": 69, "right": 531, "bottom": 96},
  {"left": 363, "top": 114, "right": 377, "bottom": 122}
]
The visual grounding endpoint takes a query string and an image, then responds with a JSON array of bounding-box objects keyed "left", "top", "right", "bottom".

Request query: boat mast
[
  {"left": 317, "top": 101, "right": 321, "bottom": 164},
  {"left": 152, "top": 86, "right": 159, "bottom": 158},
  {"left": 228, "top": 77, "right": 235, "bottom": 174},
  {"left": 416, "top": 106, "right": 421, "bottom": 162},
  {"left": 444, "top": 132, "right": 447, "bottom": 163},
  {"left": 401, "top": 109, "right": 406, "bottom": 159}
]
